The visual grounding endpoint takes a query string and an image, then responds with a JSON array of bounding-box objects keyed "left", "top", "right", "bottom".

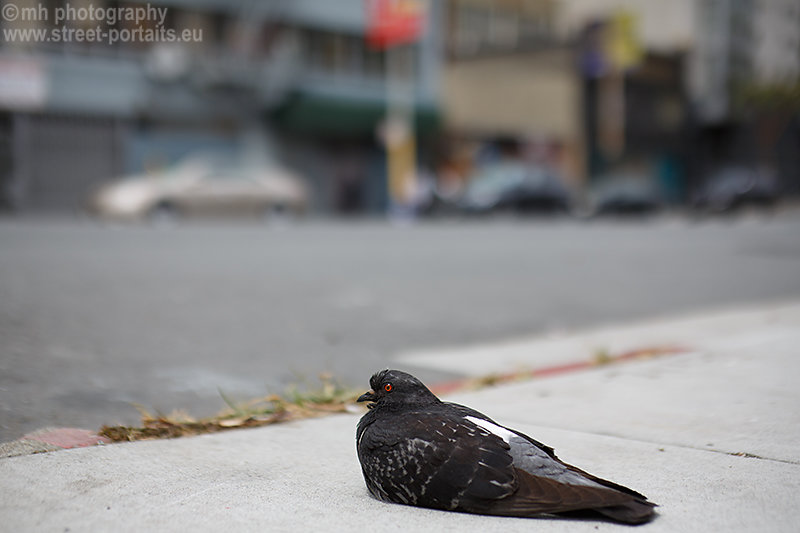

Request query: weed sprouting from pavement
[
  {"left": 99, "top": 346, "right": 686, "bottom": 442},
  {"left": 100, "top": 373, "right": 361, "bottom": 442}
]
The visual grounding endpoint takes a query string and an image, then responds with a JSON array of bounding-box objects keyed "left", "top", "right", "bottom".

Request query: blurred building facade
[
  {"left": 688, "top": 0, "right": 800, "bottom": 196},
  {"left": 440, "top": 0, "right": 691, "bottom": 201},
  {"left": 1, "top": 0, "right": 797, "bottom": 214},
  {"left": 536, "top": 0, "right": 797, "bottom": 200},
  {"left": 566, "top": 0, "right": 799, "bottom": 198},
  {"left": 690, "top": 0, "right": 800, "bottom": 122},
  {"left": 0, "top": 0, "right": 443, "bottom": 214},
  {"left": 439, "top": 0, "right": 585, "bottom": 192}
]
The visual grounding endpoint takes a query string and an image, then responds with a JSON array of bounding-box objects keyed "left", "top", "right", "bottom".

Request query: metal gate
[{"left": 13, "top": 113, "right": 124, "bottom": 212}]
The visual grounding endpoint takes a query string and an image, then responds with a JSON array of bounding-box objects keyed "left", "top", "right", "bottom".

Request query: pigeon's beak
[{"left": 357, "top": 390, "right": 377, "bottom": 403}]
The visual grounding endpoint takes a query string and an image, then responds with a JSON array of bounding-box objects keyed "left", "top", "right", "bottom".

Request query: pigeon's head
[{"left": 357, "top": 369, "right": 440, "bottom": 409}]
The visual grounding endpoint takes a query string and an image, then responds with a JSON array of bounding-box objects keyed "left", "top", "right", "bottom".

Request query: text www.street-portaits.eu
[{"left": 1, "top": 2, "right": 203, "bottom": 46}]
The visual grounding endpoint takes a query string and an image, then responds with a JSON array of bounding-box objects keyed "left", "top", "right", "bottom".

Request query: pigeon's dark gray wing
[
  {"left": 503, "top": 423, "right": 649, "bottom": 500},
  {"left": 357, "top": 409, "right": 517, "bottom": 513},
  {"left": 453, "top": 412, "right": 656, "bottom": 523}
]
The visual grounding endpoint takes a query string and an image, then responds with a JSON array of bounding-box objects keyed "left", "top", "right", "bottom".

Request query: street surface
[{"left": 2, "top": 212, "right": 800, "bottom": 442}]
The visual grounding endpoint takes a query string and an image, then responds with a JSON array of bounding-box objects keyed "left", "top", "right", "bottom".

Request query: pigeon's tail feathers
[
  {"left": 563, "top": 463, "right": 649, "bottom": 500},
  {"left": 594, "top": 499, "right": 658, "bottom": 525},
  {"left": 484, "top": 468, "right": 656, "bottom": 525}
]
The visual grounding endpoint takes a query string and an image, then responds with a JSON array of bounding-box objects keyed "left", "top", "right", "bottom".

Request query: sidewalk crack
[{"left": 504, "top": 421, "right": 800, "bottom": 466}]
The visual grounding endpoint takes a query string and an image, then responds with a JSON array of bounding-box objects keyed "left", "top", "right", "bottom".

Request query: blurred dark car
[
  {"left": 692, "top": 166, "right": 778, "bottom": 213},
  {"left": 88, "top": 155, "right": 308, "bottom": 221},
  {"left": 458, "top": 161, "right": 571, "bottom": 215},
  {"left": 589, "top": 174, "right": 663, "bottom": 217}
]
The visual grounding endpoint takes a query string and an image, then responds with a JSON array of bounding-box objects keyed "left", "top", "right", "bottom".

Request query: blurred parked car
[
  {"left": 691, "top": 166, "right": 778, "bottom": 214},
  {"left": 458, "top": 161, "right": 572, "bottom": 215},
  {"left": 88, "top": 155, "right": 308, "bottom": 220},
  {"left": 589, "top": 174, "right": 663, "bottom": 217}
]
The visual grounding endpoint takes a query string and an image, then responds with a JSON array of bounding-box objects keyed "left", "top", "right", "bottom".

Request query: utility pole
[{"left": 366, "top": 0, "right": 426, "bottom": 215}]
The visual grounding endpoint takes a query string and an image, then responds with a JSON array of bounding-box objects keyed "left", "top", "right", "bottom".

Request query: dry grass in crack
[
  {"left": 100, "top": 373, "right": 361, "bottom": 442},
  {"left": 100, "top": 345, "right": 686, "bottom": 442}
]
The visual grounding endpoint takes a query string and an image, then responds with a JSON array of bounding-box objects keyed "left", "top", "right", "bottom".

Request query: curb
[
  {"left": 1, "top": 345, "right": 687, "bottom": 459},
  {"left": 1, "top": 428, "right": 111, "bottom": 459},
  {"left": 429, "top": 345, "right": 687, "bottom": 395}
]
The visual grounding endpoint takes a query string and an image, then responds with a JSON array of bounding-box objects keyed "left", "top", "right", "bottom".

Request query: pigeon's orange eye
[{"left": 384, "top": 383, "right": 393, "bottom": 392}]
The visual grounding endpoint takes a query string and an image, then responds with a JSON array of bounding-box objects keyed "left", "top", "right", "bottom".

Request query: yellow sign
[{"left": 605, "top": 10, "right": 642, "bottom": 71}]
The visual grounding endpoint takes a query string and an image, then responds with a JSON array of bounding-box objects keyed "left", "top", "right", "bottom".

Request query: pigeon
[{"left": 356, "top": 369, "right": 657, "bottom": 524}]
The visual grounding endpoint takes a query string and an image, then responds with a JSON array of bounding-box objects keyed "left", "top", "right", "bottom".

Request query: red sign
[{"left": 366, "top": 0, "right": 426, "bottom": 49}]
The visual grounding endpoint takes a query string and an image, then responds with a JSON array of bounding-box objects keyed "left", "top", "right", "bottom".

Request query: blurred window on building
[
  {"left": 452, "top": 5, "right": 488, "bottom": 57},
  {"left": 519, "top": 14, "right": 549, "bottom": 45},
  {"left": 305, "top": 29, "right": 341, "bottom": 74},
  {"left": 302, "top": 28, "right": 388, "bottom": 80},
  {"left": 448, "top": 0, "right": 557, "bottom": 59},
  {"left": 364, "top": 41, "right": 387, "bottom": 79},
  {"left": 173, "top": 11, "right": 212, "bottom": 53},
  {"left": 488, "top": 10, "right": 519, "bottom": 50},
  {"left": 209, "top": 12, "right": 230, "bottom": 49}
]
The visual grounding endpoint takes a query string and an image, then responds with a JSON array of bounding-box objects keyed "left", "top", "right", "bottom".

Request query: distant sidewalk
[
  {"left": 1, "top": 301, "right": 798, "bottom": 532},
  {"left": 397, "top": 300, "right": 800, "bottom": 380}
]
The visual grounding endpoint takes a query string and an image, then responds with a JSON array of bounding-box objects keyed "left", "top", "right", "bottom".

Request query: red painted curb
[
  {"left": 23, "top": 428, "right": 111, "bottom": 449},
  {"left": 430, "top": 345, "right": 688, "bottom": 396}
]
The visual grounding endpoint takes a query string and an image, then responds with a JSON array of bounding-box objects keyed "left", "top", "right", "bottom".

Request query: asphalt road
[{"left": 2, "top": 212, "right": 800, "bottom": 442}]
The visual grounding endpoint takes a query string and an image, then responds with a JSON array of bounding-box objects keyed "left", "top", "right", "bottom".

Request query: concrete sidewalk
[{"left": 1, "top": 302, "right": 799, "bottom": 532}]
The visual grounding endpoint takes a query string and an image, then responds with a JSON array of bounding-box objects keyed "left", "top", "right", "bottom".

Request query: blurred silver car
[
  {"left": 89, "top": 155, "right": 308, "bottom": 220},
  {"left": 458, "top": 161, "right": 572, "bottom": 215},
  {"left": 691, "top": 165, "right": 778, "bottom": 214}
]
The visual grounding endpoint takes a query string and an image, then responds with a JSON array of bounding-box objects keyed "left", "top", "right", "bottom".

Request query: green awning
[{"left": 271, "top": 93, "right": 440, "bottom": 137}]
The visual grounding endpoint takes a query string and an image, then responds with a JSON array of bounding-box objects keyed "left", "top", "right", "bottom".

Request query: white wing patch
[{"left": 465, "top": 416, "right": 515, "bottom": 443}]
